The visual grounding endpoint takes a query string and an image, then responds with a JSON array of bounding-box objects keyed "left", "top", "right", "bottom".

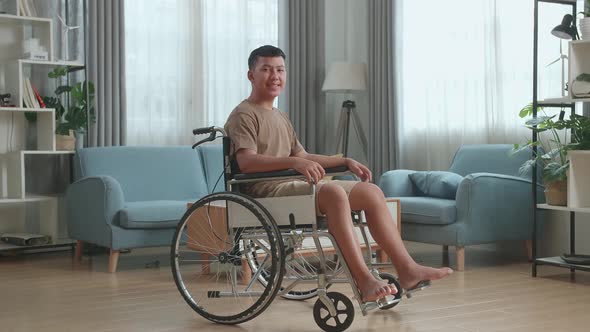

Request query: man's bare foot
[
  {"left": 358, "top": 277, "right": 397, "bottom": 302},
  {"left": 397, "top": 264, "right": 453, "bottom": 290}
]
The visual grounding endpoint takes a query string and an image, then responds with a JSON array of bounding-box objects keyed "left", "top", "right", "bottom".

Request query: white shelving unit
[
  {"left": 0, "top": 6, "right": 82, "bottom": 250},
  {"left": 568, "top": 150, "right": 590, "bottom": 208},
  {"left": 531, "top": 0, "right": 590, "bottom": 277},
  {"left": 569, "top": 40, "right": 590, "bottom": 102}
]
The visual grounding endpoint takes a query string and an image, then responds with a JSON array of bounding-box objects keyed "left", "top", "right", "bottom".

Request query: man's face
[{"left": 248, "top": 56, "right": 286, "bottom": 99}]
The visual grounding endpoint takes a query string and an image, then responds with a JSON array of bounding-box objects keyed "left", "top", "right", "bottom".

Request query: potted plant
[
  {"left": 579, "top": 0, "right": 590, "bottom": 40},
  {"left": 43, "top": 66, "right": 95, "bottom": 150},
  {"left": 514, "top": 104, "right": 590, "bottom": 205}
]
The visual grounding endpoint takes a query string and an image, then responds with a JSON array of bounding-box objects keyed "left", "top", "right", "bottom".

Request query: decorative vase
[
  {"left": 580, "top": 17, "right": 590, "bottom": 40},
  {"left": 56, "top": 130, "right": 75, "bottom": 151},
  {"left": 75, "top": 130, "right": 85, "bottom": 150},
  {"left": 544, "top": 180, "right": 567, "bottom": 206}
]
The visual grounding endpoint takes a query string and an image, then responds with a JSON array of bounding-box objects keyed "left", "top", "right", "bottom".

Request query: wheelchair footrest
[{"left": 360, "top": 295, "right": 401, "bottom": 311}]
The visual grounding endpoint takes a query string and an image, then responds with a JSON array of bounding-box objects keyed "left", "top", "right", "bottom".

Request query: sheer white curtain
[
  {"left": 125, "top": 0, "right": 205, "bottom": 145},
  {"left": 125, "top": 0, "right": 278, "bottom": 145},
  {"left": 204, "top": 0, "right": 279, "bottom": 126},
  {"left": 395, "top": 0, "right": 582, "bottom": 170}
]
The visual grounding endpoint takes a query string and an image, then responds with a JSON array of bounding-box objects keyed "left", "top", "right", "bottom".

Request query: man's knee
[
  {"left": 318, "top": 183, "right": 349, "bottom": 210},
  {"left": 350, "top": 182, "right": 385, "bottom": 209}
]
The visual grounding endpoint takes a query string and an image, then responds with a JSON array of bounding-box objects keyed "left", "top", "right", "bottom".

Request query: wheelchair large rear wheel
[{"left": 171, "top": 192, "right": 284, "bottom": 325}]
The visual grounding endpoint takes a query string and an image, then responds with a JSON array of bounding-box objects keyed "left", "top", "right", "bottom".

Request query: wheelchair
[{"left": 171, "top": 127, "right": 427, "bottom": 332}]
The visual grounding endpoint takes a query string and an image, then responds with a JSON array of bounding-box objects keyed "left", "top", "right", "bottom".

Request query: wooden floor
[{"left": 1, "top": 242, "right": 589, "bottom": 332}]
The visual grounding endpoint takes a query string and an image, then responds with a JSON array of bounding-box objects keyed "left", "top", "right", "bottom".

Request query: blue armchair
[
  {"left": 67, "top": 145, "right": 224, "bottom": 272},
  {"left": 378, "top": 144, "right": 543, "bottom": 271}
]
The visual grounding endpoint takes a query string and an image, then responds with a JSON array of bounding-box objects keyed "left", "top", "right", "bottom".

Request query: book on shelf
[
  {"left": 18, "top": 0, "right": 28, "bottom": 17},
  {"left": 23, "top": 78, "right": 40, "bottom": 109},
  {"left": 22, "top": 80, "right": 33, "bottom": 108},
  {"left": 30, "top": 82, "right": 45, "bottom": 108},
  {"left": 19, "top": 0, "right": 37, "bottom": 17}
]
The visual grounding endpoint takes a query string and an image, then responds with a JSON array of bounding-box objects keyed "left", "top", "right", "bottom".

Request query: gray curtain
[
  {"left": 87, "top": 0, "right": 126, "bottom": 146},
  {"left": 287, "top": 0, "right": 325, "bottom": 153},
  {"left": 368, "top": 0, "right": 397, "bottom": 183}
]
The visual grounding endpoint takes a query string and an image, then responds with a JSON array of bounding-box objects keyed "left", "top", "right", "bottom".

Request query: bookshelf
[
  {"left": 0, "top": 1, "right": 84, "bottom": 250},
  {"left": 531, "top": 0, "right": 590, "bottom": 276}
]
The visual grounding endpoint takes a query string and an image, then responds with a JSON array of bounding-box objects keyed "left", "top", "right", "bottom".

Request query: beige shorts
[{"left": 245, "top": 179, "right": 359, "bottom": 216}]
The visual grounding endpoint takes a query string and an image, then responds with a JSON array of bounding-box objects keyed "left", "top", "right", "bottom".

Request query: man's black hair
[{"left": 248, "top": 45, "right": 286, "bottom": 69}]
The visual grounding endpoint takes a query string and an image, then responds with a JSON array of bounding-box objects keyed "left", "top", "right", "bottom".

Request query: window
[
  {"left": 125, "top": 0, "right": 278, "bottom": 145},
  {"left": 395, "top": 0, "right": 585, "bottom": 170}
]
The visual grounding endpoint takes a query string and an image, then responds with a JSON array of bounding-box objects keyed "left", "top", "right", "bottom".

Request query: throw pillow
[{"left": 408, "top": 171, "right": 464, "bottom": 199}]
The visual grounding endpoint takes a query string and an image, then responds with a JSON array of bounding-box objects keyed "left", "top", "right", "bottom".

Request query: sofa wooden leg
[
  {"left": 377, "top": 248, "right": 389, "bottom": 263},
  {"left": 525, "top": 240, "right": 533, "bottom": 261},
  {"left": 108, "top": 250, "right": 120, "bottom": 273},
  {"left": 241, "top": 258, "right": 252, "bottom": 285},
  {"left": 202, "top": 254, "right": 211, "bottom": 274},
  {"left": 442, "top": 245, "right": 450, "bottom": 266},
  {"left": 74, "top": 241, "right": 83, "bottom": 261},
  {"left": 456, "top": 246, "right": 465, "bottom": 271}
]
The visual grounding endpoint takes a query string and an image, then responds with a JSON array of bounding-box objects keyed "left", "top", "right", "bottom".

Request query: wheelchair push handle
[{"left": 191, "top": 126, "right": 227, "bottom": 149}]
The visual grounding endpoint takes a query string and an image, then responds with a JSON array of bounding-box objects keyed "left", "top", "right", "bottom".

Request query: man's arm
[
  {"left": 292, "top": 150, "right": 372, "bottom": 182},
  {"left": 236, "top": 148, "right": 326, "bottom": 184}
]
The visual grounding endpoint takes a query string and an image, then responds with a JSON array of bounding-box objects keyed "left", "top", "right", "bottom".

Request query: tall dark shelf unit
[{"left": 532, "top": 0, "right": 590, "bottom": 276}]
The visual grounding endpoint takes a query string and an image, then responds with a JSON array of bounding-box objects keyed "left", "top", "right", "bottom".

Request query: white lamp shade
[{"left": 322, "top": 62, "right": 367, "bottom": 92}]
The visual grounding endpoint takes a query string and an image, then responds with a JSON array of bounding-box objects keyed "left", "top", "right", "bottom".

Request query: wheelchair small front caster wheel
[
  {"left": 378, "top": 272, "right": 402, "bottom": 310},
  {"left": 313, "top": 292, "right": 354, "bottom": 332}
]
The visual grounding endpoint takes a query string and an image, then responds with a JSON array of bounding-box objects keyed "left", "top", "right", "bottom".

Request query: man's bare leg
[
  {"left": 348, "top": 183, "right": 453, "bottom": 289},
  {"left": 318, "top": 183, "right": 396, "bottom": 302}
]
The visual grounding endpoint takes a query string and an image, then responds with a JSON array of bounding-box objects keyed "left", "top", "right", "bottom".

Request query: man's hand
[
  {"left": 345, "top": 158, "right": 372, "bottom": 182},
  {"left": 292, "top": 158, "right": 325, "bottom": 184}
]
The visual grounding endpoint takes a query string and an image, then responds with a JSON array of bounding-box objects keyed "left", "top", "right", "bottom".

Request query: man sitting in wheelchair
[{"left": 224, "top": 45, "right": 453, "bottom": 303}]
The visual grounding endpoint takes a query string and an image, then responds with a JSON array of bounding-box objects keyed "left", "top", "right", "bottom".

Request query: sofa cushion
[
  {"left": 399, "top": 197, "right": 457, "bottom": 225},
  {"left": 198, "top": 144, "right": 225, "bottom": 193},
  {"left": 119, "top": 200, "right": 193, "bottom": 229},
  {"left": 408, "top": 171, "right": 463, "bottom": 199}
]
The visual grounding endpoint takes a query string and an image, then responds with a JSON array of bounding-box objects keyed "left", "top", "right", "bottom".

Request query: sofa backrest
[
  {"left": 75, "top": 146, "right": 210, "bottom": 201},
  {"left": 197, "top": 144, "right": 225, "bottom": 193},
  {"left": 448, "top": 144, "right": 532, "bottom": 178}
]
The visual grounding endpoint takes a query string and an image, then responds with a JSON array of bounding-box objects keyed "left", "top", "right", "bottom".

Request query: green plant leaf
[
  {"left": 525, "top": 115, "right": 555, "bottom": 126},
  {"left": 576, "top": 73, "right": 590, "bottom": 82},
  {"left": 55, "top": 85, "right": 72, "bottom": 95},
  {"left": 543, "top": 161, "right": 569, "bottom": 182},
  {"left": 519, "top": 159, "right": 536, "bottom": 176},
  {"left": 24, "top": 112, "right": 37, "bottom": 122},
  {"left": 48, "top": 66, "right": 68, "bottom": 78}
]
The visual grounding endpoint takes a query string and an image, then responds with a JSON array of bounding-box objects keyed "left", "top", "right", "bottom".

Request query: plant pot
[
  {"left": 544, "top": 180, "right": 567, "bottom": 206},
  {"left": 579, "top": 17, "right": 590, "bottom": 40},
  {"left": 56, "top": 130, "right": 75, "bottom": 151}
]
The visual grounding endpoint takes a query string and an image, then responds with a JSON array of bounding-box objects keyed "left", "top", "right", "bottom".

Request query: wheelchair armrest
[{"left": 232, "top": 166, "right": 350, "bottom": 182}]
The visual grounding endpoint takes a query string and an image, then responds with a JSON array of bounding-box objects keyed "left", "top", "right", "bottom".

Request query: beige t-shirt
[{"left": 224, "top": 99, "right": 304, "bottom": 196}]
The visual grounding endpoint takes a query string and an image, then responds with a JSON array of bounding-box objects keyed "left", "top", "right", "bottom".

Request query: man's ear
[{"left": 247, "top": 70, "right": 254, "bottom": 82}]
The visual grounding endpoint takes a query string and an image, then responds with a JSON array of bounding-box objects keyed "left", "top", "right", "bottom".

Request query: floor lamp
[{"left": 322, "top": 62, "right": 368, "bottom": 158}]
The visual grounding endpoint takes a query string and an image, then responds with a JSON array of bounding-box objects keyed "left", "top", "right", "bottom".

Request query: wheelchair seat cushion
[
  {"left": 408, "top": 171, "right": 464, "bottom": 199},
  {"left": 119, "top": 200, "right": 194, "bottom": 229},
  {"left": 245, "top": 179, "right": 359, "bottom": 216}
]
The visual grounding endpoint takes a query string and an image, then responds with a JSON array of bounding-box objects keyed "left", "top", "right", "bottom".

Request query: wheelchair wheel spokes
[
  {"left": 246, "top": 232, "right": 343, "bottom": 301},
  {"left": 171, "top": 193, "right": 284, "bottom": 325}
]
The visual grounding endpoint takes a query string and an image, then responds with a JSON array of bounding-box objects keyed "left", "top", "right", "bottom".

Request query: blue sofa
[
  {"left": 67, "top": 144, "right": 223, "bottom": 272},
  {"left": 378, "top": 144, "right": 544, "bottom": 271}
]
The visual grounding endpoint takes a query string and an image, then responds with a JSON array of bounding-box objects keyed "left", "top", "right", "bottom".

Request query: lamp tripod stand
[{"left": 335, "top": 100, "right": 368, "bottom": 158}]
